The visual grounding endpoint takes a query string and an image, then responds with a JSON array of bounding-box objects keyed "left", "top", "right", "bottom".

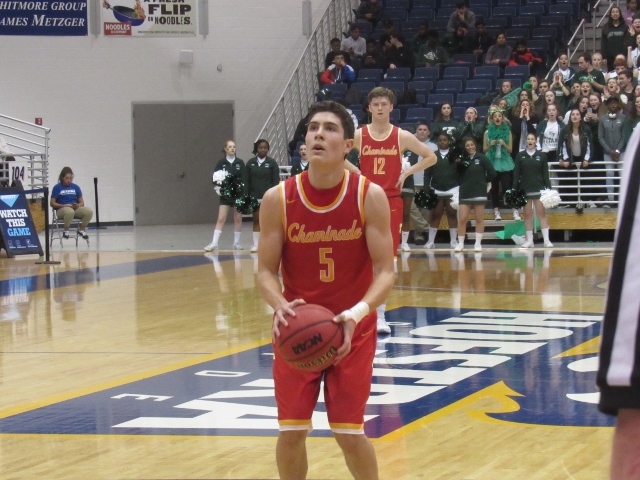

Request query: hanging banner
[
  {"left": 0, "top": 0, "right": 88, "bottom": 36},
  {"left": 102, "top": 0, "right": 196, "bottom": 37}
]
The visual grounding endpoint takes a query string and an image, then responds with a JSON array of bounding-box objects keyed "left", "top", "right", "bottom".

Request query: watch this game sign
[
  {"left": 102, "top": 0, "right": 195, "bottom": 37},
  {"left": 0, "top": 0, "right": 87, "bottom": 36},
  {"left": 0, "top": 189, "right": 43, "bottom": 257}
]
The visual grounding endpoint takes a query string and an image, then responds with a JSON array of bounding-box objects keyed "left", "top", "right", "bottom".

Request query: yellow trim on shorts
[{"left": 329, "top": 422, "right": 364, "bottom": 431}]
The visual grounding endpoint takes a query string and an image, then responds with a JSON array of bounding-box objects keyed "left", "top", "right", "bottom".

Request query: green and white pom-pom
[
  {"left": 415, "top": 187, "right": 439, "bottom": 210},
  {"left": 449, "top": 191, "right": 459, "bottom": 210},
  {"left": 235, "top": 194, "right": 260, "bottom": 215},
  {"left": 220, "top": 175, "right": 244, "bottom": 202}
]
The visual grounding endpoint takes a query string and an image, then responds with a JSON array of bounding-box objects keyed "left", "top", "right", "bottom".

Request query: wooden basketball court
[{"left": 0, "top": 226, "right": 614, "bottom": 479}]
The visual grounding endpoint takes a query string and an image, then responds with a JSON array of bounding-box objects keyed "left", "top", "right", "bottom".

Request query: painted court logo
[{"left": 0, "top": 308, "right": 612, "bottom": 437}]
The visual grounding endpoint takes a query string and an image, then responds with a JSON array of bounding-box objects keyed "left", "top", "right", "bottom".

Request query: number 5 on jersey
[{"left": 319, "top": 248, "right": 334, "bottom": 282}]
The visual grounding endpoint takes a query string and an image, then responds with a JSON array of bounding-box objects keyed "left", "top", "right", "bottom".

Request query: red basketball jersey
[
  {"left": 359, "top": 125, "right": 403, "bottom": 198},
  {"left": 280, "top": 170, "right": 373, "bottom": 315}
]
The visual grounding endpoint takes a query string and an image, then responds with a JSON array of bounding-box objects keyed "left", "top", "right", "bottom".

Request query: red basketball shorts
[{"left": 273, "top": 312, "right": 377, "bottom": 434}]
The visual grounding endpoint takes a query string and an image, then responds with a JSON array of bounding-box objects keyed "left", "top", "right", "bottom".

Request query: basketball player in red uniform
[
  {"left": 348, "top": 87, "right": 437, "bottom": 334},
  {"left": 258, "top": 101, "right": 395, "bottom": 480}
]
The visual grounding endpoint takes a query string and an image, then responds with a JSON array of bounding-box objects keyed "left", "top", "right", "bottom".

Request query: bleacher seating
[
  {"left": 385, "top": 68, "right": 412, "bottom": 82},
  {"left": 426, "top": 93, "right": 454, "bottom": 107}
]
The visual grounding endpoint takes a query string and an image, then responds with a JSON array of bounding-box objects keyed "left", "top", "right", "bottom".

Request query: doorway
[{"left": 132, "top": 102, "right": 234, "bottom": 226}]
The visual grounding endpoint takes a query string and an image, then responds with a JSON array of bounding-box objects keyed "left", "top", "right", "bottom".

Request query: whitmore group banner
[
  {"left": 0, "top": 0, "right": 88, "bottom": 36},
  {"left": 102, "top": 0, "right": 196, "bottom": 37}
]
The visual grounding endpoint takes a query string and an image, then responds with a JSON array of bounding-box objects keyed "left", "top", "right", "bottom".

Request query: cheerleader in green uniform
[
  {"left": 454, "top": 137, "right": 497, "bottom": 252},
  {"left": 483, "top": 107, "right": 521, "bottom": 221},
  {"left": 513, "top": 133, "right": 554, "bottom": 248}
]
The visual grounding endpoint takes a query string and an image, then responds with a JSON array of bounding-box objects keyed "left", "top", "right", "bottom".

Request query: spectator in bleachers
[
  {"left": 361, "top": 40, "right": 382, "bottom": 70},
  {"left": 601, "top": 7, "right": 628, "bottom": 71},
  {"left": 325, "top": 38, "right": 345, "bottom": 69},
  {"left": 508, "top": 39, "right": 543, "bottom": 76},
  {"left": 580, "top": 81, "right": 595, "bottom": 99},
  {"left": 493, "top": 79, "right": 513, "bottom": 106},
  {"left": 598, "top": 95, "right": 626, "bottom": 204},
  {"left": 355, "top": 0, "right": 383, "bottom": 27},
  {"left": 623, "top": 15, "right": 640, "bottom": 51},
  {"left": 380, "top": 34, "right": 414, "bottom": 70},
  {"left": 534, "top": 79, "right": 550, "bottom": 114},
  {"left": 442, "top": 23, "right": 475, "bottom": 57},
  {"left": 510, "top": 98, "right": 539, "bottom": 153},
  {"left": 568, "top": 83, "right": 583, "bottom": 112},
  {"left": 484, "top": 107, "right": 518, "bottom": 221},
  {"left": 622, "top": 96, "right": 640, "bottom": 147},
  {"left": 416, "top": 30, "right": 450, "bottom": 67},
  {"left": 458, "top": 107, "right": 485, "bottom": 147},
  {"left": 626, "top": 0, "right": 639, "bottom": 26},
  {"left": 447, "top": 2, "right": 476, "bottom": 36},
  {"left": 559, "top": 108, "right": 593, "bottom": 209},
  {"left": 431, "top": 102, "right": 461, "bottom": 140},
  {"left": 471, "top": 19, "right": 494, "bottom": 63},
  {"left": 423, "top": 133, "right": 461, "bottom": 249},
  {"left": 585, "top": 94, "right": 606, "bottom": 198},
  {"left": 618, "top": 69, "right": 636, "bottom": 107},
  {"left": 454, "top": 137, "right": 496, "bottom": 252},
  {"left": 341, "top": 25, "right": 367, "bottom": 59},
  {"left": 289, "top": 144, "right": 308, "bottom": 176},
  {"left": 411, "top": 22, "right": 429, "bottom": 56},
  {"left": 517, "top": 89, "right": 533, "bottom": 104},
  {"left": 536, "top": 103, "right": 565, "bottom": 173},
  {"left": 575, "top": 95, "right": 591, "bottom": 116},
  {"left": 592, "top": 51, "right": 606, "bottom": 74},
  {"left": 546, "top": 52, "right": 576, "bottom": 84},
  {"left": 403, "top": 122, "right": 436, "bottom": 246},
  {"left": 609, "top": 56, "right": 630, "bottom": 82},
  {"left": 379, "top": 19, "right": 399, "bottom": 48},
  {"left": 485, "top": 33, "right": 512, "bottom": 70},
  {"left": 627, "top": 34, "right": 640, "bottom": 71},
  {"left": 570, "top": 53, "right": 606, "bottom": 94},
  {"left": 529, "top": 76, "right": 540, "bottom": 102},
  {"left": 320, "top": 52, "right": 356, "bottom": 86},
  {"left": 603, "top": 76, "right": 621, "bottom": 103},
  {"left": 513, "top": 133, "right": 554, "bottom": 248},
  {"left": 548, "top": 72, "right": 570, "bottom": 118}
]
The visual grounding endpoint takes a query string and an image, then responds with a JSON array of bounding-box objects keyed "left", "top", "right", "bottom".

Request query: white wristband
[{"left": 340, "top": 301, "right": 370, "bottom": 325}]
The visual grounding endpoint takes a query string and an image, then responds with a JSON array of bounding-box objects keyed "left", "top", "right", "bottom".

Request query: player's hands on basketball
[
  {"left": 331, "top": 313, "right": 356, "bottom": 364},
  {"left": 272, "top": 298, "right": 306, "bottom": 342}
]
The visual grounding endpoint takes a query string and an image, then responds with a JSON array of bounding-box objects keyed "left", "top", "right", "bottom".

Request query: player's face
[
  {"left": 368, "top": 96, "right": 393, "bottom": 119},
  {"left": 224, "top": 141, "right": 236, "bottom": 156},
  {"left": 526, "top": 133, "right": 537, "bottom": 149},
  {"left": 415, "top": 124, "right": 430, "bottom": 141},
  {"left": 306, "top": 112, "right": 351, "bottom": 166},
  {"left": 298, "top": 144, "right": 308, "bottom": 160},
  {"left": 464, "top": 139, "right": 476, "bottom": 155}
]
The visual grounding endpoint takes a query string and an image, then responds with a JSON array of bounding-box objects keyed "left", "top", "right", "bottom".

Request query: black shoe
[
  {"left": 414, "top": 233, "right": 427, "bottom": 245},
  {"left": 62, "top": 231, "right": 70, "bottom": 239},
  {"left": 80, "top": 231, "right": 89, "bottom": 240}
]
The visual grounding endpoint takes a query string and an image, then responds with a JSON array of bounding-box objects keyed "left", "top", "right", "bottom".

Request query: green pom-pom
[
  {"left": 235, "top": 194, "right": 260, "bottom": 215},
  {"left": 220, "top": 175, "right": 244, "bottom": 202},
  {"left": 505, "top": 188, "right": 528, "bottom": 209},
  {"left": 523, "top": 81, "right": 532, "bottom": 91},
  {"left": 415, "top": 187, "right": 439, "bottom": 210}
]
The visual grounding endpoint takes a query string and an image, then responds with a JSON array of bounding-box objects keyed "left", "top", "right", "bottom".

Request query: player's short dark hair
[
  {"left": 307, "top": 101, "right": 355, "bottom": 139},
  {"left": 368, "top": 86, "right": 395, "bottom": 105}
]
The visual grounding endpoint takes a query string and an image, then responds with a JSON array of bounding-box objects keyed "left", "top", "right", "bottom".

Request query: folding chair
[{"left": 50, "top": 208, "right": 81, "bottom": 247}]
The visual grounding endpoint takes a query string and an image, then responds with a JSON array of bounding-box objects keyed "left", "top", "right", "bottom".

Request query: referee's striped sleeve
[{"left": 597, "top": 123, "right": 640, "bottom": 414}]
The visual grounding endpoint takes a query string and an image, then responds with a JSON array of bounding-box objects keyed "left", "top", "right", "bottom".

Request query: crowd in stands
[{"left": 302, "top": 0, "right": 640, "bottom": 230}]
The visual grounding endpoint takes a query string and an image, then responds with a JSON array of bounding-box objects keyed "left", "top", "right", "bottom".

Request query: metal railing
[
  {"left": 0, "top": 114, "right": 51, "bottom": 192},
  {"left": 257, "top": 0, "right": 359, "bottom": 165},
  {"left": 551, "top": 160, "right": 623, "bottom": 208}
]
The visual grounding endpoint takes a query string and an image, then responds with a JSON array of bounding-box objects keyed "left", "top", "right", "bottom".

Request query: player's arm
[
  {"left": 257, "top": 186, "right": 306, "bottom": 342},
  {"left": 344, "top": 128, "right": 362, "bottom": 173},
  {"left": 396, "top": 129, "right": 437, "bottom": 187},
  {"left": 333, "top": 183, "right": 394, "bottom": 362}
]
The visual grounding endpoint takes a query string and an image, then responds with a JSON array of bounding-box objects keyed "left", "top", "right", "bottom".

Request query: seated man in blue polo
[{"left": 50, "top": 166, "right": 93, "bottom": 241}]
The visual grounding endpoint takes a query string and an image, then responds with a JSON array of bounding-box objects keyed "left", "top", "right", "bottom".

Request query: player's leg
[
  {"left": 206, "top": 204, "right": 230, "bottom": 251},
  {"left": 610, "top": 409, "right": 640, "bottom": 480},
  {"left": 232, "top": 208, "right": 243, "bottom": 250},
  {"left": 455, "top": 204, "right": 470, "bottom": 252},
  {"left": 277, "top": 430, "right": 309, "bottom": 480},
  {"left": 334, "top": 433, "right": 379, "bottom": 480},
  {"left": 378, "top": 197, "right": 402, "bottom": 334}
]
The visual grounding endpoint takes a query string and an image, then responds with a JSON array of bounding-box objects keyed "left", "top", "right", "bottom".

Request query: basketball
[{"left": 276, "top": 304, "right": 343, "bottom": 372}]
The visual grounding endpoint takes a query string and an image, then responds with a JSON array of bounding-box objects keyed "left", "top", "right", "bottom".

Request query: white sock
[
  {"left": 376, "top": 304, "right": 386, "bottom": 320},
  {"left": 526, "top": 230, "right": 534, "bottom": 243},
  {"left": 212, "top": 229, "right": 222, "bottom": 244},
  {"left": 458, "top": 235, "right": 465, "bottom": 245},
  {"left": 449, "top": 228, "right": 458, "bottom": 243},
  {"left": 541, "top": 227, "right": 550, "bottom": 243},
  {"left": 234, "top": 231, "right": 241, "bottom": 244},
  {"left": 402, "top": 231, "right": 409, "bottom": 244},
  {"left": 253, "top": 231, "right": 260, "bottom": 246},
  {"left": 428, "top": 227, "right": 437, "bottom": 244},
  {"left": 475, "top": 233, "right": 483, "bottom": 245}
]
